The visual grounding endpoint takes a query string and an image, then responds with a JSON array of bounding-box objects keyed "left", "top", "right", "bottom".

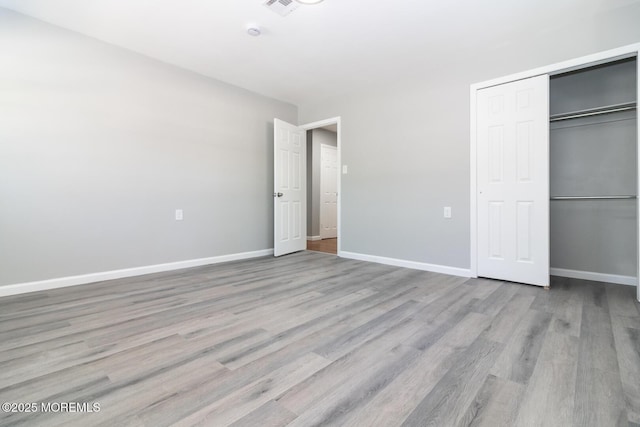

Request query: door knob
[{"left": 274, "top": 192, "right": 284, "bottom": 197}]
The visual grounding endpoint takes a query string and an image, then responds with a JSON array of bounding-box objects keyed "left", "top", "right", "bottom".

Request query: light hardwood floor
[
  {"left": 307, "top": 238, "right": 337, "bottom": 255},
  {"left": 0, "top": 251, "right": 639, "bottom": 426}
]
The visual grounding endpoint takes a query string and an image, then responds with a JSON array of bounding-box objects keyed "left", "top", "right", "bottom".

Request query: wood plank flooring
[
  {"left": 0, "top": 251, "right": 638, "bottom": 426},
  {"left": 307, "top": 238, "right": 337, "bottom": 254}
]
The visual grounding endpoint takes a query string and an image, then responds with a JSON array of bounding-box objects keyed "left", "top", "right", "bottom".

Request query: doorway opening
[{"left": 302, "top": 119, "right": 341, "bottom": 255}]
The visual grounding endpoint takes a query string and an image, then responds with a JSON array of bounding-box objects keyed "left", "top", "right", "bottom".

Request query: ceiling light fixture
[{"left": 295, "top": 0, "right": 324, "bottom": 4}]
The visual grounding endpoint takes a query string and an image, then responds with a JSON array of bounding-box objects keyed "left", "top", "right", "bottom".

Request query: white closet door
[{"left": 477, "top": 75, "right": 550, "bottom": 286}]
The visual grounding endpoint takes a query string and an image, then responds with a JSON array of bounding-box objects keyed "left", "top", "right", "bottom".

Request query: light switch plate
[
  {"left": 175, "top": 209, "right": 183, "bottom": 221},
  {"left": 444, "top": 207, "right": 452, "bottom": 219}
]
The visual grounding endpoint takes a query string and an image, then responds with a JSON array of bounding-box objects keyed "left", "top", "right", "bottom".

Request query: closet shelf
[
  {"left": 550, "top": 101, "right": 637, "bottom": 122},
  {"left": 551, "top": 195, "right": 637, "bottom": 200}
]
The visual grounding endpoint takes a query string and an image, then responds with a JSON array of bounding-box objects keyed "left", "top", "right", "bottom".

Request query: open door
[
  {"left": 476, "top": 74, "right": 549, "bottom": 286},
  {"left": 274, "top": 119, "right": 307, "bottom": 257}
]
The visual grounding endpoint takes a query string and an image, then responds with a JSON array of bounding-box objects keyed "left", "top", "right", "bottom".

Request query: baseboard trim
[
  {"left": 307, "top": 236, "right": 322, "bottom": 241},
  {"left": 550, "top": 268, "right": 637, "bottom": 286},
  {"left": 0, "top": 249, "right": 274, "bottom": 297},
  {"left": 339, "top": 251, "right": 472, "bottom": 278}
]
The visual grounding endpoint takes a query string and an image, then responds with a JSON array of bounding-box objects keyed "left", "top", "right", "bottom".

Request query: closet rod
[
  {"left": 550, "top": 101, "right": 637, "bottom": 122},
  {"left": 550, "top": 195, "right": 637, "bottom": 200}
]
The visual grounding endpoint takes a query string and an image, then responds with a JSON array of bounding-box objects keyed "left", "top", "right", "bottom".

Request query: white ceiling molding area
[{"left": 0, "top": 0, "right": 638, "bottom": 104}]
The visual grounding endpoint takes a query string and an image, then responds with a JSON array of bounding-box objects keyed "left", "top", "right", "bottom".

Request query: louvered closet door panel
[{"left": 477, "top": 75, "right": 550, "bottom": 287}]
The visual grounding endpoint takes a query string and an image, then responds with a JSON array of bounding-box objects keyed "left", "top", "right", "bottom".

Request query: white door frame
[
  {"left": 470, "top": 43, "right": 640, "bottom": 301},
  {"left": 300, "top": 117, "right": 342, "bottom": 256}
]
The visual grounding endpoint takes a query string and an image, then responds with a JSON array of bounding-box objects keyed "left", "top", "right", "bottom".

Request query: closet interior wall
[{"left": 550, "top": 58, "right": 638, "bottom": 280}]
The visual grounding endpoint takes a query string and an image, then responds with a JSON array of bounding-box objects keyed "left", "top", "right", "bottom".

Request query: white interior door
[
  {"left": 320, "top": 144, "right": 338, "bottom": 239},
  {"left": 274, "top": 119, "right": 306, "bottom": 257},
  {"left": 477, "top": 75, "right": 550, "bottom": 286}
]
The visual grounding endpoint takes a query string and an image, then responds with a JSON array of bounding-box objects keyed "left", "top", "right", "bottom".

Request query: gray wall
[
  {"left": 0, "top": 9, "right": 297, "bottom": 286},
  {"left": 306, "top": 129, "right": 337, "bottom": 238},
  {"left": 299, "top": 3, "right": 640, "bottom": 270}
]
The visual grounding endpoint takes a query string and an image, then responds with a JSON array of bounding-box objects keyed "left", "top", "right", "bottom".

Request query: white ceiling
[{"left": 0, "top": 0, "right": 637, "bottom": 105}]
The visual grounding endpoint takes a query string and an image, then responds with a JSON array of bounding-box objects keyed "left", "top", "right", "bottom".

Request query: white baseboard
[
  {"left": 550, "top": 268, "right": 637, "bottom": 286},
  {"left": 339, "top": 251, "right": 472, "bottom": 278},
  {"left": 0, "top": 249, "right": 274, "bottom": 298},
  {"left": 307, "top": 236, "right": 321, "bottom": 241}
]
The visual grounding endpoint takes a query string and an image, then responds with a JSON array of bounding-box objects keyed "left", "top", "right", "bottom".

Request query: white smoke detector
[{"left": 247, "top": 26, "right": 261, "bottom": 37}]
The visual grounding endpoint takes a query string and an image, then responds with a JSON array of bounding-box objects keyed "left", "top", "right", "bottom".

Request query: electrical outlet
[
  {"left": 444, "top": 207, "right": 452, "bottom": 219},
  {"left": 175, "top": 209, "right": 183, "bottom": 221}
]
